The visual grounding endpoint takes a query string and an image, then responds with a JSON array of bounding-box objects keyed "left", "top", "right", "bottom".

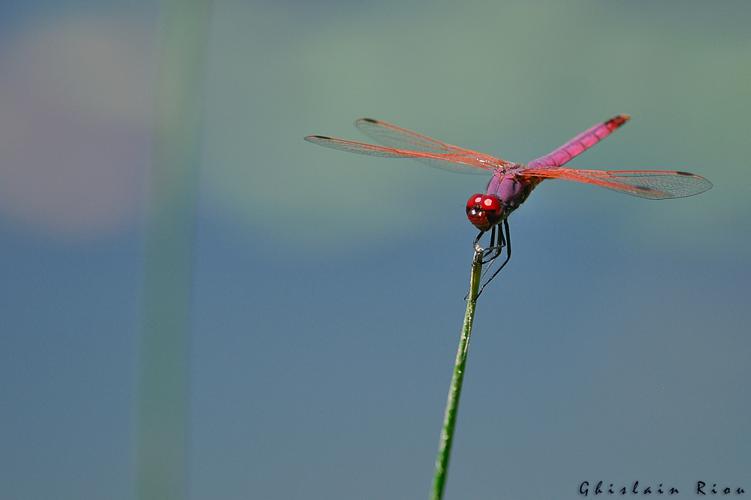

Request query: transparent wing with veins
[
  {"left": 519, "top": 167, "right": 712, "bottom": 199},
  {"left": 354, "top": 117, "right": 458, "bottom": 153},
  {"left": 305, "top": 118, "right": 509, "bottom": 175}
]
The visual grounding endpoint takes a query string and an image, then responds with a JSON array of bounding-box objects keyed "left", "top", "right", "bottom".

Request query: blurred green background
[{"left": 1, "top": 1, "right": 749, "bottom": 499}]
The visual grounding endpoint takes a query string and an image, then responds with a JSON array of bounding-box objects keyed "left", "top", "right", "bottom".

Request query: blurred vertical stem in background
[
  {"left": 431, "top": 248, "right": 484, "bottom": 500},
  {"left": 137, "top": 2, "right": 212, "bottom": 500}
]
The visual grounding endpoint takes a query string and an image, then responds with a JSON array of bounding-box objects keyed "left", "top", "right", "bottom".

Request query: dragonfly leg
[
  {"left": 473, "top": 230, "right": 486, "bottom": 252},
  {"left": 467, "top": 228, "right": 493, "bottom": 301},
  {"left": 482, "top": 223, "right": 509, "bottom": 264},
  {"left": 477, "top": 218, "right": 512, "bottom": 297},
  {"left": 482, "top": 226, "right": 500, "bottom": 264},
  {"left": 497, "top": 223, "right": 506, "bottom": 250}
]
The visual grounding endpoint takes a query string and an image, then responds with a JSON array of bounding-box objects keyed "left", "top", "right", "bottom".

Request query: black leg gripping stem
[{"left": 477, "top": 218, "right": 512, "bottom": 297}]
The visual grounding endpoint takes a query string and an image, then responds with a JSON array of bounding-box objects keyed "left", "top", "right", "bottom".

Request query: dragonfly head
[{"left": 465, "top": 193, "right": 504, "bottom": 231}]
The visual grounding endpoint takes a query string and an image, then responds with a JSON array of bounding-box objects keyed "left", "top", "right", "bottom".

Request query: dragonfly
[{"left": 305, "top": 115, "right": 712, "bottom": 293}]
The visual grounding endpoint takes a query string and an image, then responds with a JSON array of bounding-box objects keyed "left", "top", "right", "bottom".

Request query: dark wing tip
[
  {"left": 305, "top": 135, "right": 331, "bottom": 141},
  {"left": 360, "top": 117, "right": 378, "bottom": 124},
  {"left": 673, "top": 171, "right": 713, "bottom": 192}
]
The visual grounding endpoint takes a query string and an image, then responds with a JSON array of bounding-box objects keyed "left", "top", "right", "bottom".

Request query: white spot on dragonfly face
[
  {"left": 475, "top": 196, "right": 482, "bottom": 204},
  {"left": 483, "top": 198, "right": 493, "bottom": 207}
]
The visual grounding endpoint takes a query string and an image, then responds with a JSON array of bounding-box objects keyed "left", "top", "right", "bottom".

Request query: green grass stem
[{"left": 430, "top": 247, "right": 484, "bottom": 500}]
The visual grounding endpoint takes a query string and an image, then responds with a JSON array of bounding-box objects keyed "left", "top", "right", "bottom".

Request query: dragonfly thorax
[{"left": 465, "top": 193, "right": 504, "bottom": 231}]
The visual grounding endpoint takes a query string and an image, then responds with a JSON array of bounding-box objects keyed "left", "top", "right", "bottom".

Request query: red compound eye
[
  {"left": 481, "top": 195, "right": 501, "bottom": 212},
  {"left": 466, "top": 194, "right": 484, "bottom": 211},
  {"left": 465, "top": 194, "right": 503, "bottom": 231}
]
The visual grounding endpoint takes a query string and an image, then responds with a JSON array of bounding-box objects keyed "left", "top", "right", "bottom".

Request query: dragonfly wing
[
  {"left": 519, "top": 167, "right": 713, "bottom": 199},
  {"left": 528, "top": 115, "right": 630, "bottom": 169},
  {"left": 355, "top": 117, "right": 455, "bottom": 153},
  {"left": 304, "top": 135, "right": 496, "bottom": 174},
  {"left": 354, "top": 118, "right": 510, "bottom": 171}
]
